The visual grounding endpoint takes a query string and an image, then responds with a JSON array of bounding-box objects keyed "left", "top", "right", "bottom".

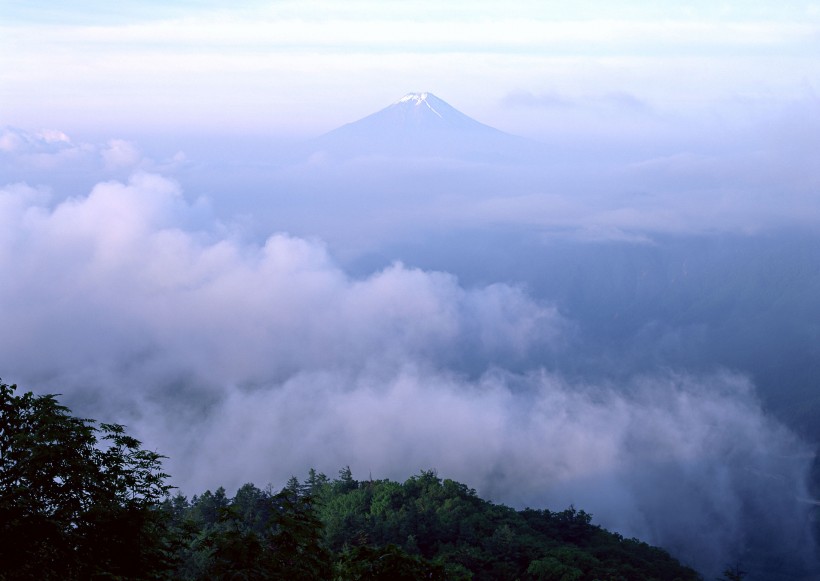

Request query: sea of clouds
[{"left": 0, "top": 167, "right": 816, "bottom": 576}]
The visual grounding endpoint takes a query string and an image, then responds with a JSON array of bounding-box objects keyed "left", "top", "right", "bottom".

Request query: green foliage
[
  {"left": 163, "top": 484, "right": 333, "bottom": 580},
  {"left": 336, "top": 544, "right": 448, "bottom": 580},
  {"left": 269, "top": 490, "right": 334, "bottom": 579},
  {"left": 303, "top": 467, "right": 701, "bottom": 581},
  {"left": 526, "top": 547, "right": 600, "bottom": 580},
  {"left": 0, "top": 380, "right": 172, "bottom": 580},
  {"left": 165, "top": 468, "right": 701, "bottom": 580},
  {"left": 0, "top": 379, "right": 702, "bottom": 580}
]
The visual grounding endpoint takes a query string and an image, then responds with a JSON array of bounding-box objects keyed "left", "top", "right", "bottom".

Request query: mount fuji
[{"left": 308, "top": 92, "right": 541, "bottom": 162}]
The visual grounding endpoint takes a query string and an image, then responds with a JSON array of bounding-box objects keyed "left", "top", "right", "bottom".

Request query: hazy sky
[{"left": 3, "top": 1, "right": 820, "bottom": 136}]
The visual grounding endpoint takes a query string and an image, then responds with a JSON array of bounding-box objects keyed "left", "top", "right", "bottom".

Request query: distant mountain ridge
[{"left": 309, "top": 92, "right": 542, "bottom": 162}]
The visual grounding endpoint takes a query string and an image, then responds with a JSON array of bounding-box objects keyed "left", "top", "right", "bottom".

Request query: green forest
[{"left": 1, "top": 381, "right": 706, "bottom": 580}]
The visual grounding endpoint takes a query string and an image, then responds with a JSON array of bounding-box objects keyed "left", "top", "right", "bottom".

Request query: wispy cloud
[{"left": 502, "top": 90, "right": 653, "bottom": 114}]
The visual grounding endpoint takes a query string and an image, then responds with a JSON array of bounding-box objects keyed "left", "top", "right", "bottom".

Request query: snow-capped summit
[
  {"left": 397, "top": 92, "right": 431, "bottom": 103},
  {"left": 396, "top": 92, "right": 443, "bottom": 117},
  {"left": 397, "top": 92, "right": 447, "bottom": 109},
  {"left": 376, "top": 91, "right": 495, "bottom": 131},
  {"left": 309, "top": 92, "right": 539, "bottom": 161}
]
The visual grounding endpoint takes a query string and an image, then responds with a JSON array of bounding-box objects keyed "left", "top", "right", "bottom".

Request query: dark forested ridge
[
  {"left": 162, "top": 469, "right": 701, "bottom": 581},
  {"left": 2, "top": 380, "right": 702, "bottom": 580}
]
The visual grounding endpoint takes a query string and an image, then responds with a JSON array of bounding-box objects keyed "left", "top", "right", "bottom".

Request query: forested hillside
[
  {"left": 2, "top": 381, "right": 702, "bottom": 580},
  {"left": 163, "top": 469, "right": 702, "bottom": 580}
]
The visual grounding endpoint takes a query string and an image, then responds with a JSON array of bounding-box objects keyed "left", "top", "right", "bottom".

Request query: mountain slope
[
  {"left": 309, "top": 92, "right": 542, "bottom": 162},
  {"left": 332, "top": 92, "right": 500, "bottom": 134}
]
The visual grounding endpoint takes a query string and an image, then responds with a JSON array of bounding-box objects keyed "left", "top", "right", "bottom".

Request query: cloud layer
[{"left": 0, "top": 173, "right": 815, "bottom": 576}]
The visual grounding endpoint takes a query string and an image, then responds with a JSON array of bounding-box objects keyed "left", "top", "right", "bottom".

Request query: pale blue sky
[{"left": 2, "top": 1, "right": 819, "bottom": 136}]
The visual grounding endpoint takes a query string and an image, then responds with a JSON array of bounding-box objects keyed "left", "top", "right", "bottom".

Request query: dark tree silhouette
[{"left": 0, "top": 380, "right": 172, "bottom": 580}]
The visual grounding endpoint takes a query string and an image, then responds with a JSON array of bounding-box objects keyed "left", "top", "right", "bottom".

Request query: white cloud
[
  {"left": 164, "top": 365, "right": 814, "bottom": 576},
  {"left": 101, "top": 138, "right": 141, "bottom": 170},
  {"left": 0, "top": 172, "right": 815, "bottom": 576},
  {"left": 0, "top": 173, "right": 560, "bottom": 384},
  {"left": 37, "top": 129, "right": 71, "bottom": 144}
]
